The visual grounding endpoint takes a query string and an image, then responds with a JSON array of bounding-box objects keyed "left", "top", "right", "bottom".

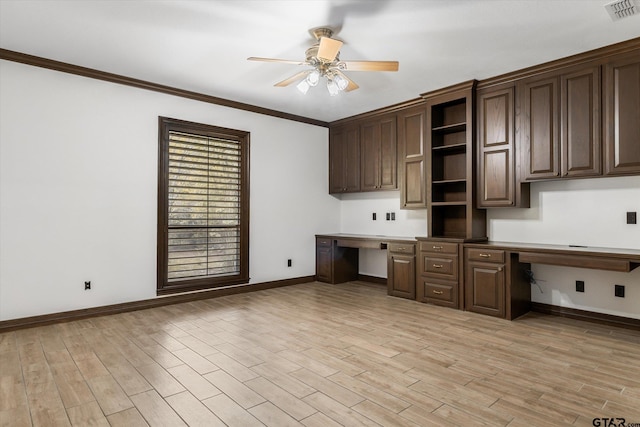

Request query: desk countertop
[{"left": 316, "top": 233, "right": 418, "bottom": 243}]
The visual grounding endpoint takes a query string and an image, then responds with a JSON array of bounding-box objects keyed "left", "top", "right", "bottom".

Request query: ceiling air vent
[{"left": 604, "top": 0, "right": 640, "bottom": 20}]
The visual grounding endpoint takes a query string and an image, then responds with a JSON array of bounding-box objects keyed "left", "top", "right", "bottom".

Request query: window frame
[{"left": 157, "top": 116, "right": 250, "bottom": 295}]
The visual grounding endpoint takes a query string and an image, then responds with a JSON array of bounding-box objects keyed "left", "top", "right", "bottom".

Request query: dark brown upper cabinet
[
  {"left": 604, "top": 52, "right": 640, "bottom": 176},
  {"left": 520, "top": 75, "right": 561, "bottom": 180},
  {"left": 329, "top": 124, "right": 360, "bottom": 193},
  {"left": 361, "top": 115, "right": 397, "bottom": 191},
  {"left": 398, "top": 105, "right": 427, "bottom": 209},
  {"left": 561, "top": 65, "right": 601, "bottom": 178},
  {"left": 520, "top": 63, "right": 602, "bottom": 181},
  {"left": 477, "top": 84, "right": 529, "bottom": 208}
]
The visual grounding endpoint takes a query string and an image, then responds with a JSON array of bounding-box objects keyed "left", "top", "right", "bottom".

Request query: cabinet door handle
[
  {"left": 432, "top": 290, "right": 444, "bottom": 295},
  {"left": 433, "top": 264, "right": 443, "bottom": 268},
  {"left": 479, "top": 253, "right": 491, "bottom": 258},
  {"left": 432, "top": 245, "right": 443, "bottom": 250},
  {"left": 498, "top": 267, "right": 503, "bottom": 272}
]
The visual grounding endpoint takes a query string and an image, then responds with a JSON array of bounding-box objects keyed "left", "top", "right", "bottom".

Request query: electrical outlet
[
  {"left": 615, "top": 284, "right": 625, "bottom": 298},
  {"left": 391, "top": 212, "right": 396, "bottom": 221},
  {"left": 84, "top": 281, "right": 91, "bottom": 290},
  {"left": 386, "top": 213, "right": 390, "bottom": 221},
  {"left": 287, "top": 259, "right": 292, "bottom": 267},
  {"left": 575, "top": 280, "right": 584, "bottom": 292},
  {"left": 372, "top": 212, "right": 377, "bottom": 221},
  {"left": 627, "top": 211, "right": 637, "bottom": 224}
]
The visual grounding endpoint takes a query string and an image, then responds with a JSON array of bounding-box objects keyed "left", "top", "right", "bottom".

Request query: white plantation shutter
[{"left": 158, "top": 118, "right": 249, "bottom": 294}]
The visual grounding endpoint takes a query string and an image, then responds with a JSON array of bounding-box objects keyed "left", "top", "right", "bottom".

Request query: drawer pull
[
  {"left": 479, "top": 253, "right": 491, "bottom": 258},
  {"left": 433, "top": 264, "right": 443, "bottom": 268},
  {"left": 432, "top": 245, "right": 443, "bottom": 250},
  {"left": 397, "top": 247, "right": 405, "bottom": 251},
  {"left": 432, "top": 290, "right": 444, "bottom": 295},
  {"left": 498, "top": 267, "right": 503, "bottom": 272}
]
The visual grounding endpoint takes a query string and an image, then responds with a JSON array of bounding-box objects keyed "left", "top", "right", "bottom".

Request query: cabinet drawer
[
  {"left": 424, "top": 281, "right": 456, "bottom": 303},
  {"left": 316, "top": 238, "right": 333, "bottom": 247},
  {"left": 388, "top": 243, "right": 415, "bottom": 254},
  {"left": 466, "top": 248, "right": 505, "bottom": 263},
  {"left": 422, "top": 255, "right": 458, "bottom": 280},
  {"left": 419, "top": 241, "right": 458, "bottom": 254}
]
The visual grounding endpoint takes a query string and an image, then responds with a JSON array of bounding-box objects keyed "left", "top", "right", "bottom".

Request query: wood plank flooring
[{"left": 1, "top": 281, "right": 640, "bottom": 426}]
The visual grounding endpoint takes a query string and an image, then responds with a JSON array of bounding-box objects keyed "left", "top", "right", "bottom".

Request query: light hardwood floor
[{"left": 1, "top": 281, "right": 640, "bottom": 426}]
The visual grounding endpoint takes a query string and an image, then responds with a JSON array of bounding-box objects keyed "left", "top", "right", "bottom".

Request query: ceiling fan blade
[
  {"left": 335, "top": 70, "right": 359, "bottom": 92},
  {"left": 317, "top": 37, "right": 343, "bottom": 62},
  {"left": 247, "top": 57, "right": 305, "bottom": 65},
  {"left": 342, "top": 61, "right": 399, "bottom": 72},
  {"left": 274, "top": 70, "right": 311, "bottom": 87}
]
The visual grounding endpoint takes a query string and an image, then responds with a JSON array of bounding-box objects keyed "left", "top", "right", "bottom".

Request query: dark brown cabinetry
[
  {"left": 604, "top": 53, "right": 640, "bottom": 176},
  {"left": 329, "top": 124, "right": 360, "bottom": 193},
  {"left": 315, "top": 237, "right": 334, "bottom": 283},
  {"left": 463, "top": 246, "right": 531, "bottom": 320},
  {"left": 398, "top": 105, "right": 427, "bottom": 209},
  {"left": 424, "top": 81, "right": 486, "bottom": 239},
  {"left": 361, "top": 115, "right": 397, "bottom": 191},
  {"left": 464, "top": 248, "right": 506, "bottom": 318},
  {"left": 387, "top": 242, "right": 416, "bottom": 299},
  {"left": 520, "top": 64, "right": 602, "bottom": 181},
  {"left": 477, "top": 85, "right": 530, "bottom": 208},
  {"left": 416, "top": 240, "right": 461, "bottom": 308},
  {"left": 315, "top": 236, "right": 358, "bottom": 284}
]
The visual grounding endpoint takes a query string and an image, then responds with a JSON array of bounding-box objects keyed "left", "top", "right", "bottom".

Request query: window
[{"left": 157, "top": 117, "right": 249, "bottom": 294}]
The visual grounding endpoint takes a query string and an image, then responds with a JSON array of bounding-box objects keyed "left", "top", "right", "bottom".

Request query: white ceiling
[{"left": 1, "top": 0, "right": 639, "bottom": 123}]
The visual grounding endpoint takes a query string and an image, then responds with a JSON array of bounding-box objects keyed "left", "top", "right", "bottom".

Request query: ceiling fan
[{"left": 247, "top": 27, "right": 399, "bottom": 96}]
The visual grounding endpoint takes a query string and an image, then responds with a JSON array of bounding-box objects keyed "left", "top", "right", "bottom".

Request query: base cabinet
[
  {"left": 315, "top": 237, "right": 358, "bottom": 284},
  {"left": 465, "top": 260, "right": 506, "bottom": 318},
  {"left": 387, "top": 243, "right": 416, "bottom": 299},
  {"left": 463, "top": 246, "right": 531, "bottom": 320},
  {"left": 417, "top": 240, "right": 462, "bottom": 309}
]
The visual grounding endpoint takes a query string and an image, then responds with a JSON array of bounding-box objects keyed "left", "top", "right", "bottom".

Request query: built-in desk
[
  {"left": 462, "top": 242, "right": 640, "bottom": 326},
  {"left": 315, "top": 235, "right": 640, "bottom": 324},
  {"left": 465, "top": 241, "right": 640, "bottom": 272},
  {"left": 315, "top": 234, "right": 417, "bottom": 298}
]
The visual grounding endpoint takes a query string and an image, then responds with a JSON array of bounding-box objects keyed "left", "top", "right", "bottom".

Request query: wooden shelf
[
  {"left": 426, "top": 80, "right": 485, "bottom": 241},
  {"left": 432, "top": 178, "right": 467, "bottom": 185},
  {"left": 432, "top": 122, "right": 466, "bottom": 133},
  {"left": 432, "top": 142, "right": 467, "bottom": 152},
  {"left": 431, "top": 201, "right": 466, "bottom": 206}
]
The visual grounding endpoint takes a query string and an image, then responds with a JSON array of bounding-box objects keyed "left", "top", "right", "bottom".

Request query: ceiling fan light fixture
[
  {"left": 306, "top": 69, "right": 320, "bottom": 86},
  {"left": 334, "top": 73, "right": 349, "bottom": 91},
  {"left": 296, "top": 79, "right": 310, "bottom": 94},
  {"left": 327, "top": 79, "right": 340, "bottom": 96}
]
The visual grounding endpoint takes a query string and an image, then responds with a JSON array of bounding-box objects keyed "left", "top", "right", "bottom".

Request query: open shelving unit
[{"left": 424, "top": 81, "right": 486, "bottom": 241}]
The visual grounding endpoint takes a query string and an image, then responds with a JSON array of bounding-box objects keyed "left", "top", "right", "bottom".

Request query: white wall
[
  {"left": 488, "top": 177, "right": 640, "bottom": 319},
  {"left": 0, "top": 60, "right": 339, "bottom": 321},
  {"left": 2, "top": 59, "right": 638, "bottom": 322},
  {"left": 338, "top": 192, "right": 427, "bottom": 278}
]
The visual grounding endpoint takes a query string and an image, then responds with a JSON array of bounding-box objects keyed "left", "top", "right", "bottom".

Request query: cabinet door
[
  {"left": 387, "top": 254, "right": 416, "bottom": 299},
  {"left": 604, "top": 53, "right": 640, "bottom": 175},
  {"left": 329, "top": 125, "right": 360, "bottom": 193},
  {"left": 329, "top": 128, "right": 346, "bottom": 193},
  {"left": 465, "top": 261, "right": 505, "bottom": 318},
  {"left": 344, "top": 126, "right": 361, "bottom": 192},
  {"left": 379, "top": 116, "right": 397, "bottom": 190},
  {"left": 316, "top": 245, "right": 333, "bottom": 283},
  {"left": 521, "top": 76, "right": 560, "bottom": 180},
  {"left": 478, "top": 86, "right": 516, "bottom": 207},
  {"left": 361, "top": 120, "right": 380, "bottom": 191},
  {"left": 398, "top": 106, "right": 427, "bottom": 208},
  {"left": 561, "top": 65, "right": 601, "bottom": 178}
]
